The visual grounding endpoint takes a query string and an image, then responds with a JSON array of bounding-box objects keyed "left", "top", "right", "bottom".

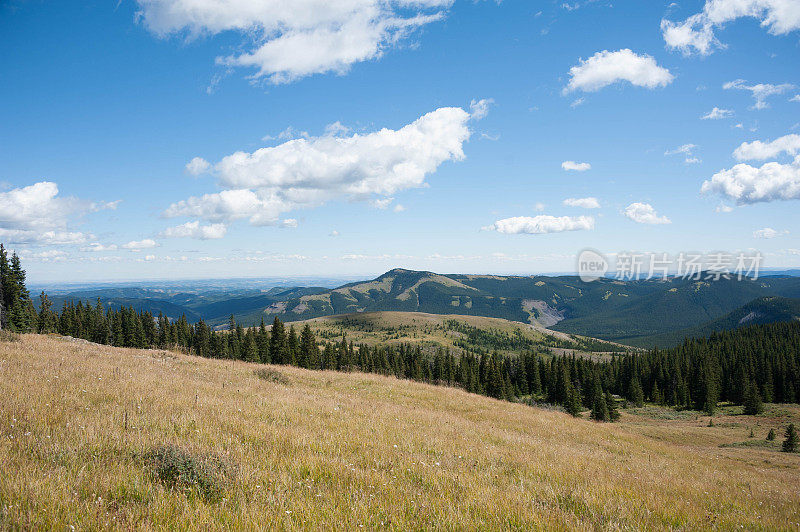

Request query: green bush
[{"left": 143, "top": 445, "right": 235, "bottom": 501}]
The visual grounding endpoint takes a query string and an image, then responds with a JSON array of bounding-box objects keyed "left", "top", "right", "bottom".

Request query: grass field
[{"left": 1, "top": 334, "right": 799, "bottom": 530}]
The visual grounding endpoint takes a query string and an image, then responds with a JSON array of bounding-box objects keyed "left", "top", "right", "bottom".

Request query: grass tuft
[{"left": 142, "top": 445, "right": 235, "bottom": 502}]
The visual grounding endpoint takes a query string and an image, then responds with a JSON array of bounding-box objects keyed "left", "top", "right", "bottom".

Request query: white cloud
[
  {"left": 20, "top": 249, "right": 68, "bottom": 263},
  {"left": 562, "top": 160, "right": 591, "bottom": 171},
  {"left": 0, "top": 181, "right": 94, "bottom": 245},
  {"left": 534, "top": 202, "right": 546, "bottom": 212},
  {"left": 166, "top": 105, "right": 477, "bottom": 228},
  {"left": 665, "top": 143, "right": 701, "bottom": 163},
  {"left": 485, "top": 215, "right": 595, "bottom": 234},
  {"left": 370, "top": 197, "right": 395, "bottom": 210},
  {"left": 329, "top": 230, "right": 340, "bottom": 237},
  {"left": 623, "top": 202, "right": 671, "bottom": 224},
  {"left": 563, "top": 197, "right": 600, "bottom": 209},
  {"left": 185, "top": 157, "right": 211, "bottom": 176},
  {"left": 280, "top": 218, "right": 298, "bottom": 228},
  {"left": 136, "top": 0, "right": 452, "bottom": 84},
  {"left": 723, "top": 79, "right": 795, "bottom": 109},
  {"left": 122, "top": 238, "right": 158, "bottom": 251},
  {"left": 733, "top": 134, "right": 800, "bottom": 160},
  {"left": 161, "top": 221, "right": 228, "bottom": 240},
  {"left": 701, "top": 107, "right": 733, "bottom": 120},
  {"left": 469, "top": 98, "right": 493, "bottom": 120},
  {"left": 90, "top": 200, "right": 122, "bottom": 211},
  {"left": 716, "top": 203, "right": 734, "bottom": 213},
  {"left": 701, "top": 155, "right": 800, "bottom": 205},
  {"left": 754, "top": 227, "right": 788, "bottom": 239},
  {"left": 80, "top": 242, "right": 118, "bottom": 252},
  {"left": 791, "top": 95, "right": 800, "bottom": 102},
  {"left": 564, "top": 49, "right": 674, "bottom": 93},
  {"left": 662, "top": 0, "right": 800, "bottom": 56}
]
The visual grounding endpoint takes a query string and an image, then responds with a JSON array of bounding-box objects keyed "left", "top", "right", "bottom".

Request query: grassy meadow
[{"left": 1, "top": 334, "right": 799, "bottom": 530}]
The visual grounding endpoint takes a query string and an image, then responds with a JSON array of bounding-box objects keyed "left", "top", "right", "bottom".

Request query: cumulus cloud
[
  {"left": 122, "top": 238, "right": 158, "bottom": 251},
  {"left": 161, "top": 221, "right": 228, "bottom": 240},
  {"left": 701, "top": 107, "right": 733, "bottom": 120},
  {"left": 723, "top": 79, "right": 795, "bottom": 110},
  {"left": 564, "top": 49, "right": 674, "bottom": 93},
  {"left": 701, "top": 155, "right": 800, "bottom": 205},
  {"left": 135, "top": 0, "right": 452, "bottom": 84},
  {"left": 185, "top": 157, "right": 211, "bottom": 176},
  {"left": 662, "top": 0, "right": 800, "bottom": 56},
  {"left": 562, "top": 160, "right": 591, "bottom": 171},
  {"left": 0, "top": 181, "right": 94, "bottom": 245},
  {"left": 485, "top": 215, "right": 595, "bottom": 234},
  {"left": 733, "top": 134, "right": 800, "bottom": 160},
  {"left": 280, "top": 218, "right": 298, "bottom": 228},
  {"left": 563, "top": 197, "right": 600, "bottom": 209},
  {"left": 753, "top": 227, "right": 788, "bottom": 239},
  {"left": 20, "top": 249, "right": 68, "bottom": 263},
  {"left": 623, "top": 202, "right": 671, "bottom": 225},
  {"left": 165, "top": 105, "right": 477, "bottom": 228}
]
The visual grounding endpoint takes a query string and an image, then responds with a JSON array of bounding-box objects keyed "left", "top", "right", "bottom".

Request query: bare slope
[{"left": 1, "top": 335, "right": 799, "bottom": 529}]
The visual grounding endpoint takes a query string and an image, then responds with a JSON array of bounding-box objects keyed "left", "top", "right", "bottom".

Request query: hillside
[
  {"left": 2, "top": 334, "right": 799, "bottom": 529},
  {"left": 642, "top": 296, "right": 800, "bottom": 348},
  {"left": 288, "top": 311, "right": 628, "bottom": 358}
]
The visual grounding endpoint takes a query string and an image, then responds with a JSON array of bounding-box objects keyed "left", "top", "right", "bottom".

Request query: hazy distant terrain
[{"left": 34, "top": 269, "right": 800, "bottom": 348}]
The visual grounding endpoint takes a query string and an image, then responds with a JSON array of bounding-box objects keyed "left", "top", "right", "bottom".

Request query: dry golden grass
[{"left": 1, "top": 334, "right": 799, "bottom": 530}]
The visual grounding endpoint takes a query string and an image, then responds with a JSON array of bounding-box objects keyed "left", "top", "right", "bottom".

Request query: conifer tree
[
  {"left": 565, "top": 384, "right": 582, "bottom": 417},
  {"left": 269, "top": 317, "right": 286, "bottom": 364},
  {"left": 630, "top": 376, "right": 644, "bottom": 407},
  {"left": 742, "top": 380, "right": 763, "bottom": 415},
  {"left": 605, "top": 392, "right": 620, "bottom": 422},
  {"left": 782, "top": 424, "right": 798, "bottom": 453}
]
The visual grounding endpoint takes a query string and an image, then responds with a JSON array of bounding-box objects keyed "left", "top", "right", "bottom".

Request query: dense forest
[{"left": 5, "top": 248, "right": 799, "bottom": 422}]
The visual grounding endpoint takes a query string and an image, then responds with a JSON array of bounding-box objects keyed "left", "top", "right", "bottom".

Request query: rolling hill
[
  {"left": 282, "top": 311, "right": 629, "bottom": 359},
  {"left": 1, "top": 334, "right": 798, "bottom": 528}
]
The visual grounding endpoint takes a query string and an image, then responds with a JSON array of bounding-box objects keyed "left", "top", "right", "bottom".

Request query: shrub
[
  {"left": 254, "top": 368, "right": 289, "bottom": 385},
  {"left": 767, "top": 428, "right": 776, "bottom": 441},
  {"left": 143, "top": 445, "right": 235, "bottom": 501}
]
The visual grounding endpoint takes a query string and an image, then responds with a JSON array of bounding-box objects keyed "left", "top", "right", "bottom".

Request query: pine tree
[
  {"left": 605, "top": 392, "right": 620, "bottom": 422},
  {"left": 630, "top": 376, "right": 644, "bottom": 407},
  {"left": 591, "top": 393, "right": 609, "bottom": 422},
  {"left": 742, "top": 380, "right": 763, "bottom": 415},
  {"left": 565, "top": 384, "right": 582, "bottom": 417},
  {"left": 782, "top": 424, "right": 799, "bottom": 453},
  {"left": 299, "top": 324, "right": 318, "bottom": 369},
  {"left": 767, "top": 428, "right": 776, "bottom": 441},
  {"left": 269, "top": 317, "right": 286, "bottom": 364}
]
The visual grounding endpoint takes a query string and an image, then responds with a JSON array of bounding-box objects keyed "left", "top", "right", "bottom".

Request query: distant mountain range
[{"left": 35, "top": 268, "right": 800, "bottom": 348}]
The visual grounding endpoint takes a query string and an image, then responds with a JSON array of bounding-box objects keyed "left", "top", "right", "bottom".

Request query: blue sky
[{"left": 1, "top": 0, "right": 799, "bottom": 282}]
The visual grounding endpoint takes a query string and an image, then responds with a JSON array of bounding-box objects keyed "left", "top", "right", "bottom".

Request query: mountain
[
  {"left": 641, "top": 296, "right": 800, "bottom": 347},
  {"left": 247, "top": 269, "right": 800, "bottom": 347}
]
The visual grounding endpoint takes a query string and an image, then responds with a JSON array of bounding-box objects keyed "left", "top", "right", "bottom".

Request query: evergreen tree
[
  {"left": 782, "top": 424, "right": 798, "bottom": 453},
  {"left": 605, "top": 392, "right": 620, "bottom": 422},
  {"left": 742, "top": 380, "right": 764, "bottom": 415},
  {"left": 269, "top": 317, "right": 286, "bottom": 364},
  {"left": 565, "top": 384, "right": 582, "bottom": 417},
  {"left": 630, "top": 376, "right": 644, "bottom": 407}
]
